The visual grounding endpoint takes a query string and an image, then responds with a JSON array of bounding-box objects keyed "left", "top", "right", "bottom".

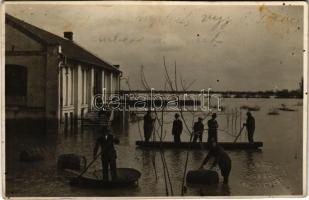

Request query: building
[{"left": 5, "top": 14, "right": 122, "bottom": 132}]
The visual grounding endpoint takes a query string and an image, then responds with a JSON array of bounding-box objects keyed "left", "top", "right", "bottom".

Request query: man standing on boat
[
  {"left": 207, "top": 113, "right": 219, "bottom": 143},
  {"left": 172, "top": 113, "right": 183, "bottom": 143},
  {"left": 144, "top": 110, "right": 155, "bottom": 142},
  {"left": 193, "top": 117, "right": 204, "bottom": 142},
  {"left": 93, "top": 126, "right": 120, "bottom": 181},
  {"left": 244, "top": 112, "right": 255, "bottom": 143},
  {"left": 200, "top": 139, "right": 232, "bottom": 184}
]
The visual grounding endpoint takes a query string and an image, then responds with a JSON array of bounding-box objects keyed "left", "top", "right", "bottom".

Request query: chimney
[{"left": 63, "top": 31, "right": 73, "bottom": 41}]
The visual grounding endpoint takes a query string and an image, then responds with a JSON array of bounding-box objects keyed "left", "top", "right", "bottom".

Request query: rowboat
[
  {"left": 279, "top": 104, "right": 296, "bottom": 111},
  {"left": 135, "top": 141, "right": 263, "bottom": 149},
  {"left": 279, "top": 107, "right": 295, "bottom": 111},
  {"left": 268, "top": 108, "right": 280, "bottom": 115},
  {"left": 240, "top": 105, "right": 260, "bottom": 111},
  {"left": 66, "top": 168, "right": 141, "bottom": 188}
]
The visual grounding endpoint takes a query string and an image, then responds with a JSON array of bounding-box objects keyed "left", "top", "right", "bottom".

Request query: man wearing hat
[
  {"left": 207, "top": 113, "right": 219, "bottom": 143},
  {"left": 93, "top": 126, "right": 120, "bottom": 181},
  {"left": 172, "top": 113, "right": 183, "bottom": 143},
  {"left": 193, "top": 117, "right": 205, "bottom": 142}
]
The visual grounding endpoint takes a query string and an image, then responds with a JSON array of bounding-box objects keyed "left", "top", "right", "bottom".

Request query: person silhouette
[
  {"left": 244, "top": 112, "right": 255, "bottom": 143},
  {"left": 207, "top": 113, "right": 219, "bottom": 143},
  {"left": 93, "top": 126, "right": 120, "bottom": 181},
  {"left": 172, "top": 113, "right": 183, "bottom": 143},
  {"left": 200, "top": 139, "right": 231, "bottom": 184}
]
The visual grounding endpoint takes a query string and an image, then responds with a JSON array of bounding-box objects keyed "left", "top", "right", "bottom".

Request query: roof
[{"left": 5, "top": 14, "right": 120, "bottom": 73}]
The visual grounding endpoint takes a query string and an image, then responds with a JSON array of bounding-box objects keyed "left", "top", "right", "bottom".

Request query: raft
[
  {"left": 136, "top": 141, "right": 263, "bottom": 149},
  {"left": 67, "top": 168, "right": 141, "bottom": 188}
]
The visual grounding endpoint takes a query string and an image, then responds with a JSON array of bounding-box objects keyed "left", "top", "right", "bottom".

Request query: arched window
[{"left": 5, "top": 64, "right": 27, "bottom": 96}]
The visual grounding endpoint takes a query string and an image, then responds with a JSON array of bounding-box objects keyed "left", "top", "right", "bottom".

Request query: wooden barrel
[
  {"left": 186, "top": 169, "right": 219, "bottom": 185},
  {"left": 20, "top": 148, "right": 45, "bottom": 162},
  {"left": 57, "top": 154, "right": 87, "bottom": 171}
]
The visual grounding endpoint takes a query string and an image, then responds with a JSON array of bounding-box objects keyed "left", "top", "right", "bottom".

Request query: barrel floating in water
[
  {"left": 19, "top": 148, "right": 45, "bottom": 162},
  {"left": 186, "top": 169, "right": 219, "bottom": 185},
  {"left": 57, "top": 154, "right": 87, "bottom": 171}
]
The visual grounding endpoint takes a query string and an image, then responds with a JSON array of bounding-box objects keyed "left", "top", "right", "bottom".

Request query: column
[
  {"left": 110, "top": 73, "right": 114, "bottom": 94},
  {"left": 89, "top": 67, "right": 95, "bottom": 110},
  {"left": 74, "top": 65, "right": 82, "bottom": 119},
  {"left": 101, "top": 70, "right": 105, "bottom": 98}
]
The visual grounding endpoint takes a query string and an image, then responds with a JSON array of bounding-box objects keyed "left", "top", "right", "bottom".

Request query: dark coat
[
  {"left": 144, "top": 114, "right": 154, "bottom": 130},
  {"left": 193, "top": 121, "right": 204, "bottom": 136},
  {"left": 94, "top": 134, "right": 119, "bottom": 161},
  {"left": 246, "top": 116, "right": 255, "bottom": 131},
  {"left": 172, "top": 119, "right": 183, "bottom": 136},
  {"left": 207, "top": 119, "right": 218, "bottom": 134},
  {"left": 202, "top": 145, "right": 231, "bottom": 173}
]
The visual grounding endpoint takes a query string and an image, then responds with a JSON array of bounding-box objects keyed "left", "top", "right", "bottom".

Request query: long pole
[
  {"left": 76, "top": 138, "right": 113, "bottom": 179},
  {"left": 181, "top": 134, "right": 192, "bottom": 196},
  {"left": 76, "top": 150, "right": 102, "bottom": 179},
  {"left": 233, "top": 125, "right": 245, "bottom": 143}
]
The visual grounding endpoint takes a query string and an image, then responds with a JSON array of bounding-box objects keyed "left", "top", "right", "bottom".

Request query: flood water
[{"left": 6, "top": 98, "right": 303, "bottom": 197}]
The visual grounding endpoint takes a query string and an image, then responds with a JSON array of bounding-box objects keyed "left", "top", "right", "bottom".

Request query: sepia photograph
[{"left": 1, "top": 1, "right": 307, "bottom": 197}]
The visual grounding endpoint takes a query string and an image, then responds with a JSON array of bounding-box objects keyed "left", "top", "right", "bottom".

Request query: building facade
[{"left": 5, "top": 14, "right": 121, "bottom": 132}]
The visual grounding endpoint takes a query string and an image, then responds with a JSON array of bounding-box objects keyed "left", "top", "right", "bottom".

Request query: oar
[
  {"left": 233, "top": 125, "right": 245, "bottom": 143},
  {"left": 75, "top": 151, "right": 102, "bottom": 179}
]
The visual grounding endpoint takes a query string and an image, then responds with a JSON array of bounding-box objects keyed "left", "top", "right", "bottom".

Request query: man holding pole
[
  {"left": 93, "top": 126, "right": 120, "bottom": 181},
  {"left": 243, "top": 111, "right": 255, "bottom": 143}
]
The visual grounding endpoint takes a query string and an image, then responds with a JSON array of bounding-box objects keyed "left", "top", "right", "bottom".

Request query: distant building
[{"left": 5, "top": 14, "right": 122, "bottom": 132}]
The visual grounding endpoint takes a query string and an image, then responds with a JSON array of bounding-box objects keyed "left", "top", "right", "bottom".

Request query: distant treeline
[
  {"left": 119, "top": 89, "right": 303, "bottom": 99},
  {"left": 220, "top": 89, "right": 303, "bottom": 99}
]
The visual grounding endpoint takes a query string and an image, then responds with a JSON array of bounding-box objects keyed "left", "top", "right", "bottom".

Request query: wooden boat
[
  {"left": 279, "top": 104, "right": 296, "bottom": 111},
  {"left": 136, "top": 141, "right": 263, "bottom": 149},
  {"left": 267, "top": 109, "right": 279, "bottom": 115},
  {"left": 279, "top": 107, "right": 295, "bottom": 111},
  {"left": 240, "top": 105, "right": 260, "bottom": 111},
  {"left": 66, "top": 168, "right": 141, "bottom": 188}
]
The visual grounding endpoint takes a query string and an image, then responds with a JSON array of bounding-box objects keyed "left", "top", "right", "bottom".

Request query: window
[{"left": 5, "top": 64, "right": 27, "bottom": 96}]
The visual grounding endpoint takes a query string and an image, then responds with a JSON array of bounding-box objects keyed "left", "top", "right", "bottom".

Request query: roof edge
[{"left": 5, "top": 13, "right": 121, "bottom": 73}]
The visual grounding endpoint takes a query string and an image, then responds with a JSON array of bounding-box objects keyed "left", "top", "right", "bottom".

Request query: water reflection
[
  {"left": 6, "top": 99, "right": 303, "bottom": 196},
  {"left": 171, "top": 150, "right": 181, "bottom": 163},
  {"left": 188, "top": 183, "right": 231, "bottom": 196},
  {"left": 244, "top": 149, "right": 262, "bottom": 175},
  {"left": 191, "top": 150, "right": 204, "bottom": 163}
]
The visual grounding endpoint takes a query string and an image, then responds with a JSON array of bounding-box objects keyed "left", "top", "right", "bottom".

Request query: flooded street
[{"left": 6, "top": 98, "right": 303, "bottom": 197}]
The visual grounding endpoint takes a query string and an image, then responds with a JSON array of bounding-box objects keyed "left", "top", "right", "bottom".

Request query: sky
[{"left": 5, "top": 2, "right": 305, "bottom": 91}]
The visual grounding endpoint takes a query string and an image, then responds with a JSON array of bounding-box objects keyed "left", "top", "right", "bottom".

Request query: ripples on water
[{"left": 6, "top": 99, "right": 303, "bottom": 196}]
